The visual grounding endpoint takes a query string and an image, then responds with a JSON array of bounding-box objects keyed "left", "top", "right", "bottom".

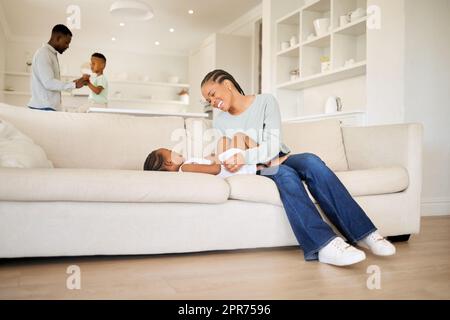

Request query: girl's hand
[{"left": 223, "top": 152, "right": 245, "bottom": 173}]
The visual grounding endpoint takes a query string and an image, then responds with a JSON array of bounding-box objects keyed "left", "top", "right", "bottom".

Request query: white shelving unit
[
  {"left": 88, "top": 107, "right": 207, "bottom": 118},
  {"left": 2, "top": 71, "right": 190, "bottom": 109},
  {"left": 275, "top": 0, "right": 368, "bottom": 124},
  {"left": 283, "top": 110, "right": 366, "bottom": 126}
]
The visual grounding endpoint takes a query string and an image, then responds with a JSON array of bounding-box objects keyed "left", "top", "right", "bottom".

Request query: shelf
[
  {"left": 334, "top": 17, "right": 367, "bottom": 36},
  {"left": 5, "top": 72, "right": 30, "bottom": 77},
  {"left": 276, "top": 60, "right": 366, "bottom": 90},
  {"left": 5, "top": 71, "right": 78, "bottom": 78},
  {"left": 301, "top": 0, "right": 330, "bottom": 12},
  {"left": 109, "top": 80, "right": 189, "bottom": 88},
  {"left": 302, "top": 33, "right": 330, "bottom": 47},
  {"left": 4, "top": 71, "right": 189, "bottom": 88},
  {"left": 110, "top": 97, "right": 189, "bottom": 105},
  {"left": 276, "top": 9, "right": 301, "bottom": 25},
  {"left": 88, "top": 107, "right": 208, "bottom": 118},
  {"left": 276, "top": 44, "right": 300, "bottom": 57},
  {"left": 3, "top": 90, "right": 71, "bottom": 96},
  {"left": 283, "top": 110, "right": 366, "bottom": 123},
  {"left": 2, "top": 91, "right": 188, "bottom": 105}
]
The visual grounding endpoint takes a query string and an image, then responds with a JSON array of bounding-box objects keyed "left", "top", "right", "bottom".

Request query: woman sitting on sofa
[{"left": 200, "top": 69, "right": 396, "bottom": 267}]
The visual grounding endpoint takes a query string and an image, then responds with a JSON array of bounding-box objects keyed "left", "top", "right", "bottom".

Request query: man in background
[{"left": 28, "top": 24, "right": 88, "bottom": 111}]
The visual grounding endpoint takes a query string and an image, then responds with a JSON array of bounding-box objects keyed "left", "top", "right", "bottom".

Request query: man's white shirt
[{"left": 28, "top": 43, "right": 75, "bottom": 110}]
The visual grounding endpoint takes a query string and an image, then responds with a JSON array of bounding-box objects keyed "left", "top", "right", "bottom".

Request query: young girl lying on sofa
[{"left": 143, "top": 132, "right": 287, "bottom": 178}]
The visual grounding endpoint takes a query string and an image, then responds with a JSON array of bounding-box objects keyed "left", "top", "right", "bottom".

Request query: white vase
[
  {"left": 180, "top": 94, "right": 189, "bottom": 104},
  {"left": 313, "top": 18, "right": 330, "bottom": 37}
]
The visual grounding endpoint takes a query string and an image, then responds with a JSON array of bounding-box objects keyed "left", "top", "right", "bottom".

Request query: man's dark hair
[
  {"left": 92, "top": 52, "right": 107, "bottom": 62},
  {"left": 143, "top": 150, "right": 165, "bottom": 171},
  {"left": 52, "top": 24, "right": 72, "bottom": 37},
  {"left": 201, "top": 69, "right": 245, "bottom": 95}
]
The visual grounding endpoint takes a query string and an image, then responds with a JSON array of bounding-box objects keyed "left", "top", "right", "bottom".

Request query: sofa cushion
[
  {"left": 0, "top": 168, "right": 230, "bottom": 204},
  {"left": 0, "top": 103, "right": 186, "bottom": 170},
  {"left": 0, "top": 119, "right": 53, "bottom": 168},
  {"left": 282, "top": 119, "right": 349, "bottom": 171},
  {"left": 226, "top": 166, "right": 409, "bottom": 207}
]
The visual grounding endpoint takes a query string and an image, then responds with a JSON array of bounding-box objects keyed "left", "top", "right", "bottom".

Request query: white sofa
[{"left": 0, "top": 103, "right": 423, "bottom": 258}]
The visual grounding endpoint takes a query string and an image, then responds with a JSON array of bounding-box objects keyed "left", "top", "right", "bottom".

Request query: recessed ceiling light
[
  {"left": 188, "top": 9, "right": 194, "bottom": 14},
  {"left": 112, "top": 37, "right": 116, "bottom": 41},
  {"left": 155, "top": 41, "right": 160, "bottom": 45},
  {"left": 169, "top": 28, "right": 175, "bottom": 33},
  {"left": 119, "top": 22, "right": 125, "bottom": 27}
]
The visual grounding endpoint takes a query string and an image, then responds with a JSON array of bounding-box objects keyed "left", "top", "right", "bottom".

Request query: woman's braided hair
[
  {"left": 201, "top": 69, "right": 245, "bottom": 95},
  {"left": 143, "top": 150, "right": 165, "bottom": 171}
]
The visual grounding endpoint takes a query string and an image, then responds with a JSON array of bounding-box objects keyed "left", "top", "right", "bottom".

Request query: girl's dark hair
[
  {"left": 143, "top": 150, "right": 165, "bottom": 171},
  {"left": 201, "top": 69, "right": 245, "bottom": 95}
]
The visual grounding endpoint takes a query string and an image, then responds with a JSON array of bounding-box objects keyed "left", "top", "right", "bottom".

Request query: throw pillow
[{"left": 0, "top": 119, "right": 53, "bottom": 168}]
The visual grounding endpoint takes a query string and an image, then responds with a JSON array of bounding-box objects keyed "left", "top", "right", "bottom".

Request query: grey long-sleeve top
[{"left": 213, "top": 94, "right": 291, "bottom": 165}]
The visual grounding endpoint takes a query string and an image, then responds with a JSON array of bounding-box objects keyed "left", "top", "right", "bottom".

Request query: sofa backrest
[
  {"left": 185, "top": 117, "right": 349, "bottom": 171},
  {"left": 0, "top": 104, "right": 186, "bottom": 170},
  {"left": 282, "top": 119, "right": 348, "bottom": 171}
]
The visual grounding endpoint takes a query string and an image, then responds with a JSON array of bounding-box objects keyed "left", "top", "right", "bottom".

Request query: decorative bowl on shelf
[{"left": 280, "top": 41, "right": 290, "bottom": 51}]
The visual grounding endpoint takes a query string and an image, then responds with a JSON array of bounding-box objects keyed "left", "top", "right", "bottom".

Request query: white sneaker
[
  {"left": 358, "top": 231, "right": 396, "bottom": 256},
  {"left": 318, "top": 237, "right": 366, "bottom": 266}
]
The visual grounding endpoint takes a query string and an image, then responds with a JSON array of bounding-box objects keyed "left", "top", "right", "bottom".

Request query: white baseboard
[{"left": 421, "top": 197, "right": 450, "bottom": 216}]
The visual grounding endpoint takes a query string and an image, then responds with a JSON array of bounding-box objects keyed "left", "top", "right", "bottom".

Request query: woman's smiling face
[{"left": 201, "top": 80, "right": 233, "bottom": 113}]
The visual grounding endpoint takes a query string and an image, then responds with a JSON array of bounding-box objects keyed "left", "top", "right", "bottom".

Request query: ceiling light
[
  {"left": 110, "top": 0, "right": 154, "bottom": 21},
  {"left": 169, "top": 28, "right": 175, "bottom": 33},
  {"left": 188, "top": 10, "right": 194, "bottom": 15},
  {"left": 112, "top": 37, "right": 116, "bottom": 41},
  {"left": 155, "top": 41, "right": 160, "bottom": 46},
  {"left": 119, "top": 22, "right": 125, "bottom": 26}
]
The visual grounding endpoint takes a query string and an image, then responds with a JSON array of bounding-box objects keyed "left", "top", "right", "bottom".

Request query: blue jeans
[
  {"left": 28, "top": 106, "right": 56, "bottom": 111},
  {"left": 258, "top": 153, "right": 376, "bottom": 261}
]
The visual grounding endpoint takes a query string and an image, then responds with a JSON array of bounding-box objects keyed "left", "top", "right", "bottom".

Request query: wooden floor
[{"left": 0, "top": 216, "right": 449, "bottom": 300}]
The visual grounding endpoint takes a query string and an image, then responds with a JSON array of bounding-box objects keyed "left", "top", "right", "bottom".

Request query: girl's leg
[{"left": 283, "top": 153, "right": 377, "bottom": 244}]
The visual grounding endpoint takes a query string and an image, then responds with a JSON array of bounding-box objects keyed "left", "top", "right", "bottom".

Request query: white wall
[
  {"left": 189, "top": 33, "right": 253, "bottom": 115},
  {"left": 404, "top": 0, "right": 450, "bottom": 216},
  {"left": 0, "top": 21, "right": 6, "bottom": 102},
  {"left": 366, "top": 0, "right": 405, "bottom": 125},
  {"left": 189, "top": 35, "right": 216, "bottom": 113}
]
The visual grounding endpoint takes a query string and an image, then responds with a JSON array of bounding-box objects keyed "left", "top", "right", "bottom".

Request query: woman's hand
[{"left": 223, "top": 152, "right": 246, "bottom": 173}]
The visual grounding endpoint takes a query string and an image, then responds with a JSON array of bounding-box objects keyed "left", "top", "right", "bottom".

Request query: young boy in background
[{"left": 79, "top": 52, "right": 108, "bottom": 112}]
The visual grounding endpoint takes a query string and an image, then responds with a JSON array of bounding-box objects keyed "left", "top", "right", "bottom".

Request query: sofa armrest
[
  {"left": 342, "top": 122, "right": 423, "bottom": 202},
  {"left": 342, "top": 123, "right": 423, "bottom": 233}
]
